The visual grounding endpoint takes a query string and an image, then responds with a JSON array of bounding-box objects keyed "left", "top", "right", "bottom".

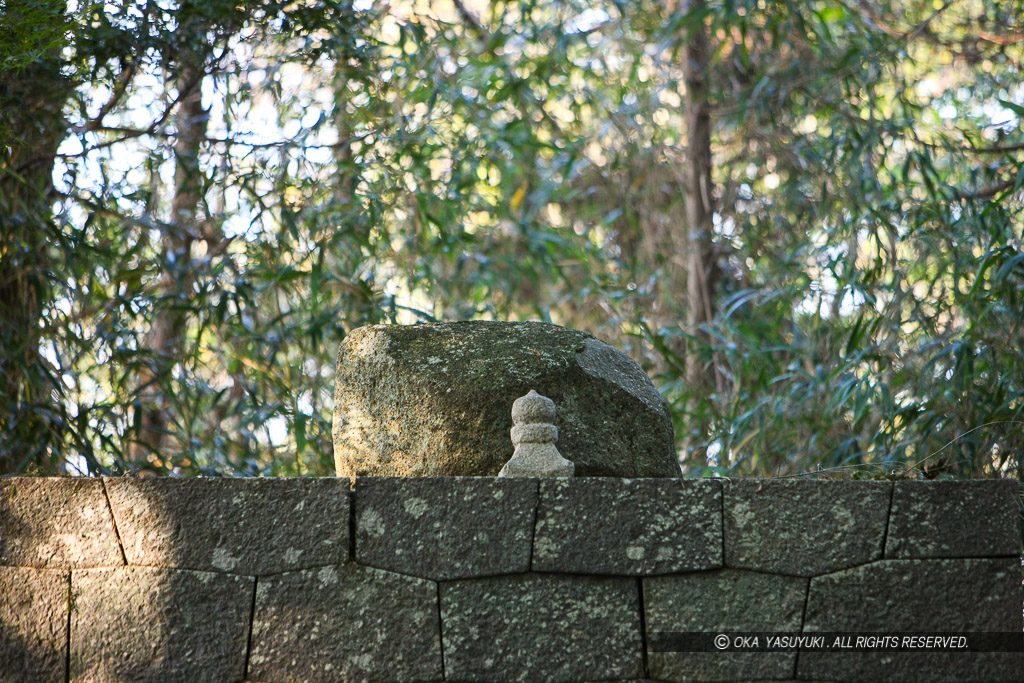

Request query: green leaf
[{"left": 998, "top": 99, "right": 1024, "bottom": 120}]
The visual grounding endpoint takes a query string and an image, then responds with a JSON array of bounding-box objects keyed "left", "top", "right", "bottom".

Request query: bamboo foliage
[{"left": 0, "top": 0, "right": 1020, "bottom": 485}]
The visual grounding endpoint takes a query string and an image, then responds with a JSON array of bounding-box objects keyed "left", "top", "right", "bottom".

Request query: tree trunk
[
  {"left": 682, "top": 0, "right": 718, "bottom": 455},
  {"left": 0, "top": 1, "right": 72, "bottom": 472},
  {"left": 128, "top": 52, "right": 209, "bottom": 467},
  {"left": 333, "top": 66, "right": 357, "bottom": 208}
]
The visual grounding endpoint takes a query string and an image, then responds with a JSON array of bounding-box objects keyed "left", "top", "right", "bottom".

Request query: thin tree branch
[
  {"left": 79, "top": 63, "right": 138, "bottom": 133},
  {"left": 450, "top": 0, "right": 484, "bottom": 35},
  {"left": 956, "top": 177, "right": 1018, "bottom": 200},
  {"left": 973, "top": 29, "right": 1024, "bottom": 46}
]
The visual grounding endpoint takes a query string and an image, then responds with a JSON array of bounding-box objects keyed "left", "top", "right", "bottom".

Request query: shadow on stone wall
[
  {"left": 0, "top": 477, "right": 350, "bottom": 681},
  {"left": 0, "top": 567, "right": 68, "bottom": 681},
  {"left": 90, "top": 477, "right": 348, "bottom": 681},
  {"left": 2, "top": 476, "right": 1022, "bottom": 682},
  {"left": 0, "top": 478, "right": 120, "bottom": 681}
]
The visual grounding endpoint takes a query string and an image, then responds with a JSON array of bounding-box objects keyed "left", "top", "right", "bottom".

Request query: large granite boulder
[{"left": 333, "top": 321, "right": 679, "bottom": 477}]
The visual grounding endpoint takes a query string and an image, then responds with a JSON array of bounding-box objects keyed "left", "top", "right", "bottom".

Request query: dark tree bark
[
  {"left": 682, "top": 0, "right": 719, "bottom": 452},
  {"left": 0, "top": 1, "right": 73, "bottom": 472}
]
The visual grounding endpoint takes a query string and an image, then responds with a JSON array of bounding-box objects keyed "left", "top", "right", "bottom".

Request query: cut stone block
[
  {"left": 532, "top": 479, "right": 722, "bottom": 574},
  {"left": 333, "top": 321, "right": 679, "bottom": 477},
  {"left": 105, "top": 477, "right": 349, "bottom": 574},
  {"left": 248, "top": 563, "right": 442, "bottom": 682},
  {"left": 0, "top": 478, "right": 122, "bottom": 569},
  {"left": 724, "top": 479, "right": 891, "bottom": 576},
  {"left": 799, "top": 558, "right": 1023, "bottom": 681},
  {"left": 804, "top": 557, "right": 1021, "bottom": 630},
  {"left": 0, "top": 567, "right": 68, "bottom": 682},
  {"left": 886, "top": 479, "right": 1020, "bottom": 558},
  {"left": 355, "top": 476, "right": 536, "bottom": 580},
  {"left": 644, "top": 570, "right": 807, "bottom": 682},
  {"left": 70, "top": 566, "right": 252, "bottom": 682},
  {"left": 440, "top": 573, "right": 643, "bottom": 682}
]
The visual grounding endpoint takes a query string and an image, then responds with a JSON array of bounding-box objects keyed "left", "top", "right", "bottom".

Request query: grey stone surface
[
  {"left": 333, "top": 321, "right": 679, "bottom": 477},
  {"left": 799, "top": 558, "right": 1023, "bottom": 681},
  {"left": 533, "top": 479, "right": 722, "bottom": 574},
  {"left": 806, "top": 656, "right": 1024, "bottom": 683},
  {"left": 804, "top": 557, "right": 1021, "bottom": 630},
  {"left": 499, "top": 390, "right": 575, "bottom": 477},
  {"left": 0, "top": 478, "right": 122, "bottom": 569},
  {"left": 0, "top": 567, "right": 68, "bottom": 682},
  {"left": 70, "top": 566, "right": 252, "bottom": 682},
  {"left": 105, "top": 477, "right": 348, "bottom": 574},
  {"left": 5, "top": 478, "right": 1018, "bottom": 683},
  {"left": 644, "top": 570, "right": 807, "bottom": 682},
  {"left": 441, "top": 573, "right": 643, "bottom": 682},
  {"left": 886, "top": 479, "right": 1020, "bottom": 559},
  {"left": 355, "top": 477, "right": 536, "bottom": 580},
  {"left": 724, "top": 479, "right": 891, "bottom": 576},
  {"left": 249, "top": 563, "right": 441, "bottom": 682}
]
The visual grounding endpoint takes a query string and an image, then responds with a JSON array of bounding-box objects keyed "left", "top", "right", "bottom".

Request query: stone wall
[{"left": 0, "top": 477, "right": 1020, "bottom": 682}]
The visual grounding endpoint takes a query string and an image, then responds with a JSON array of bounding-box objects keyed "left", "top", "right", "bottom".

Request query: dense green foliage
[{"left": 1, "top": 0, "right": 1023, "bottom": 483}]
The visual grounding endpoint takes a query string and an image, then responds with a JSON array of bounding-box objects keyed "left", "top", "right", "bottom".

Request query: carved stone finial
[{"left": 498, "top": 390, "right": 574, "bottom": 478}]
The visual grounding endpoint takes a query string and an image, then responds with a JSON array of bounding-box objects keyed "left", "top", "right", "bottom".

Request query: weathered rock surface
[
  {"left": 724, "top": 479, "right": 891, "bottom": 576},
  {"left": 355, "top": 476, "right": 536, "bottom": 580},
  {"left": 804, "top": 557, "right": 1020, "bottom": 631},
  {"left": 0, "top": 478, "right": 122, "bottom": 568},
  {"left": 0, "top": 567, "right": 68, "bottom": 682},
  {"left": 70, "top": 567, "right": 252, "bottom": 682},
  {"left": 799, "top": 558, "right": 1023, "bottom": 681},
  {"left": 249, "top": 563, "right": 441, "bottom": 682},
  {"left": 885, "top": 479, "right": 1020, "bottom": 558},
  {"left": 2, "top": 478, "right": 1017, "bottom": 683},
  {"left": 440, "top": 573, "right": 643, "bottom": 682},
  {"left": 644, "top": 570, "right": 808, "bottom": 682},
  {"left": 533, "top": 479, "right": 721, "bottom": 574},
  {"left": 105, "top": 477, "right": 348, "bottom": 574},
  {"left": 332, "top": 321, "right": 679, "bottom": 477}
]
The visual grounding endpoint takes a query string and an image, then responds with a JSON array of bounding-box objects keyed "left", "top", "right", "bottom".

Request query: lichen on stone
[{"left": 333, "top": 321, "right": 679, "bottom": 477}]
